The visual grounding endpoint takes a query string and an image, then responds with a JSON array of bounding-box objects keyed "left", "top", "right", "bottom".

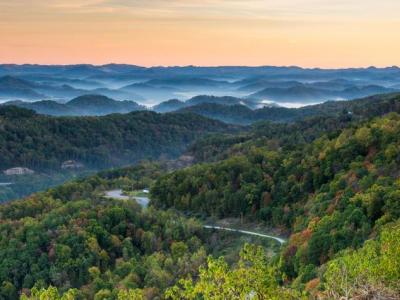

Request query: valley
[
  {"left": 0, "top": 106, "right": 231, "bottom": 202},
  {"left": 2, "top": 0, "right": 400, "bottom": 297},
  {"left": 104, "top": 188, "right": 285, "bottom": 245},
  {"left": 1, "top": 65, "right": 400, "bottom": 108},
  {"left": 0, "top": 66, "right": 400, "bottom": 299}
]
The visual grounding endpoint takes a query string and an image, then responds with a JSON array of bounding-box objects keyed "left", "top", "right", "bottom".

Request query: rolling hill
[
  {"left": 1, "top": 91, "right": 400, "bottom": 299},
  {"left": 153, "top": 95, "right": 256, "bottom": 114},
  {"left": 66, "top": 95, "right": 145, "bottom": 115},
  {"left": 173, "top": 92, "right": 400, "bottom": 125},
  {"left": 0, "top": 76, "right": 45, "bottom": 100},
  {"left": 151, "top": 109, "right": 400, "bottom": 298},
  {"left": 249, "top": 83, "right": 397, "bottom": 103},
  {"left": 152, "top": 99, "right": 186, "bottom": 113},
  {"left": 0, "top": 106, "right": 232, "bottom": 171},
  {"left": 2, "top": 65, "right": 400, "bottom": 106},
  {"left": 2, "top": 95, "right": 146, "bottom": 116}
]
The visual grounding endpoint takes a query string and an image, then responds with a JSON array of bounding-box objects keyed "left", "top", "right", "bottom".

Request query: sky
[{"left": 1, "top": 0, "right": 400, "bottom": 67}]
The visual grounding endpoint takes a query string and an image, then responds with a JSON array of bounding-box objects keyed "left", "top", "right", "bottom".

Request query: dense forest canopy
[
  {"left": 1, "top": 92, "right": 399, "bottom": 174},
  {"left": 0, "top": 92, "right": 400, "bottom": 299},
  {"left": 0, "top": 105, "right": 234, "bottom": 202},
  {"left": 152, "top": 112, "right": 400, "bottom": 269},
  {"left": 1, "top": 111, "right": 400, "bottom": 299},
  {"left": 187, "top": 93, "right": 400, "bottom": 162},
  {"left": 0, "top": 106, "right": 231, "bottom": 171},
  {"left": 0, "top": 181, "right": 207, "bottom": 299}
]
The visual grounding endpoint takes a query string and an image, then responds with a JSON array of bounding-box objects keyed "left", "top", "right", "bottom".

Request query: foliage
[
  {"left": 1, "top": 93, "right": 400, "bottom": 299},
  {"left": 20, "top": 286, "right": 78, "bottom": 300},
  {"left": 175, "top": 93, "right": 400, "bottom": 126},
  {"left": 322, "top": 221, "right": 400, "bottom": 299},
  {"left": 0, "top": 106, "right": 230, "bottom": 171},
  {"left": 0, "top": 170, "right": 94, "bottom": 203},
  {"left": 166, "top": 244, "right": 303, "bottom": 300},
  {"left": 152, "top": 112, "right": 400, "bottom": 281},
  {"left": 0, "top": 171, "right": 207, "bottom": 299},
  {"left": 189, "top": 93, "right": 400, "bottom": 162}
]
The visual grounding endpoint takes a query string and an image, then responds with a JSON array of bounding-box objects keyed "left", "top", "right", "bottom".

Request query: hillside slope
[
  {"left": 0, "top": 110, "right": 399, "bottom": 299},
  {"left": 151, "top": 111, "right": 400, "bottom": 288},
  {"left": 0, "top": 76, "right": 45, "bottom": 99},
  {"left": 2, "top": 95, "right": 146, "bottom": 116},
  {"left": 0, "top": 164, "right": 209, "bottom": 299},
  {"left": 0, "top": 106, "right": 232, "bottom": 171}
]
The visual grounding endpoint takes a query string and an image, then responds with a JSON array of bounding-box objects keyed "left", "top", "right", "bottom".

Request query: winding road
[
  {"left": 104, "top": 189, "right": 285, "bottom": 245},
  {"left": 203, "top": 225, "right": 286, "bottom": 245},
  {"left": 104, "top": 189, "right": 130, "bottom": 200},
  {"left": 104, "top": 189, "right": 149, "bottom": 208}
]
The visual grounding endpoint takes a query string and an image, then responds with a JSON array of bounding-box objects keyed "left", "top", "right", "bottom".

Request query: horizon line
[{"left": 1, "top": 63, "right": 399, "bottom": 70}]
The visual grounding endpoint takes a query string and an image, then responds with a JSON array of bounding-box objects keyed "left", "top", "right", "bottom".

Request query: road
[
  {"left": 104, "top": 190, "right": 285, "bottom": 244},
  {"left": 104, "top": 189, "right": 149, "bottom": 208},
  {"left": 203, "top": 225, "right": 286, "bottom": 245}
]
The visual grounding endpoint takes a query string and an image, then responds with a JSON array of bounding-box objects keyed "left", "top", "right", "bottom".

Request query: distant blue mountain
[
  {"left": 0, "top": 76, "right": 45, "bottom": 100},
  {"left": 1, "top": 65, "right": 399, "bottom": 105},
  {"left": 2, "top": 95, "right": 146, "bottom": 116}
]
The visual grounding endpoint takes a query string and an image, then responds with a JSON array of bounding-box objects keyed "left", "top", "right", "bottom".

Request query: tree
[
  {"left": 165, "top": 244, "right": 303, "bottom": 300},
  {"left": 117, "top": 289, "right": 144, "bottom": 300},
  {"left": 20, "top": 286, "right": 78, "bottom": 300},
  {"left": 323, "top": 222, "right": 400, "bottom": 299}
]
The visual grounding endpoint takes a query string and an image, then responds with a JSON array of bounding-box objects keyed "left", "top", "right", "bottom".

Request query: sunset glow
[{"left": 1, "top": 0, "right": 400, "bottom": 67}]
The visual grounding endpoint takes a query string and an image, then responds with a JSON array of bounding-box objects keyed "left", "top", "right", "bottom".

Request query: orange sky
[{"left": 1, "top": 0, "right": 400, "bottom": 67}]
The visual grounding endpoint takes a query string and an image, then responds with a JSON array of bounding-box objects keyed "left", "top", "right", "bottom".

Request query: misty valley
[{"left": 0, "top": 65, "right": 400, "bottom": 299}]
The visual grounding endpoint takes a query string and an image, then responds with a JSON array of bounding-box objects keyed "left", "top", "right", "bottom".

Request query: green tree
[{"left": 20, "top": 286, "right": 78, "bottom": 300}]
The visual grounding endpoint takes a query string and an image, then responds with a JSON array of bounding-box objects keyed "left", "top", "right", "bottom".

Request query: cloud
[
  {"left": 2, "top": 0, "right": 400, "bottom": 21},
  {"left": 1, "top": 0, "right": 399, "bottom": 29},
  {"left": 1, "top": 0, "right": 399, "bottom": 66}
]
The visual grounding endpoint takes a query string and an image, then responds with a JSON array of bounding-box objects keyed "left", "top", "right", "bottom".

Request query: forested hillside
[
  {"left": 3, "top": 95, "right": 146, "bottom": 116},
  {"left": 151, "top": 112, "right": 400, "bottom": 294},
  {"left": 187, "top": 92, "right": 400, "bottom": 162},
  {"left": 1, "top": 93, "right": 400, "bottom": 299},
  {"left": 176, "top": 92, "right": 400, "bottom": 125},
  {"left": 0, "top": 165, "right": 208, "bottom": 299},
  {"left": 0, "top": 111, "right": 399, "bottom": 299},
  {"left": 0, "top": 106, "right": 231, "bottom": 171},
  {"left": 0, "top": 163, "right": 284, "bottom": 299}
]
